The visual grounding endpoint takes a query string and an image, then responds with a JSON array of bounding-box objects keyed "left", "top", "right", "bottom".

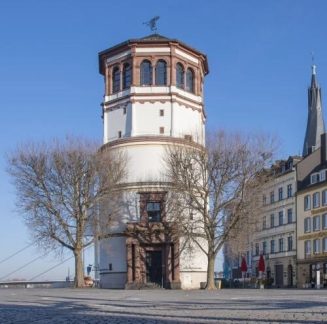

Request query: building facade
[
  {"left": 296, "top": 141, "right": 327, "bottom": 288},
  {"left": 97, "top": 34, "right": 209, "bottom": 289},
  {"left": 251, "top": 157, "right": 300, "bottom": 287},
  {"left": 296, "top": 65, "right": 327, "bottom": 288}
]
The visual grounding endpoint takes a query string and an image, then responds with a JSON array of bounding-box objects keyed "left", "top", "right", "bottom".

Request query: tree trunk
[
  {"left": 74, "top": 249, "right": 84, "bottom": 288},
  {"left": 206, "top": 254, "right": 216, "bottom": 290}
]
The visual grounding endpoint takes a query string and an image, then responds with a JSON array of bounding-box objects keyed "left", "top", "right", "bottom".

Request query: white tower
[{"left": 98, "top": 34, "right": 209, "bottom": 289}]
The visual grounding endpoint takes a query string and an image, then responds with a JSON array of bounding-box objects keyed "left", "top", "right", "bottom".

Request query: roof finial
[
  {"left": 311, "top": 51, "right": 316, "bottom": 75},
  {"left": 143, "top": 16, "right": 160, "bottom": 33}
]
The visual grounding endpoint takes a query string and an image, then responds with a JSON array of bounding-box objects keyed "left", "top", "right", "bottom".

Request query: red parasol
[
  {"left": 258, "top": 254, "right": 265, "bottom": 272},
  {"left": 240, "top": 256, "right": 247, "bottom": 272}
]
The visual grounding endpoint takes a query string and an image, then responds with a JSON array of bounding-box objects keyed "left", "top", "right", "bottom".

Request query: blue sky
[{"left": 1, "top": 0, "right": 327, "bottom": 280}]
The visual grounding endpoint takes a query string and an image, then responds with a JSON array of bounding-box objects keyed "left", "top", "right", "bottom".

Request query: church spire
[{"left": 302, "top": 64, "right": 325, "bottom": 157}]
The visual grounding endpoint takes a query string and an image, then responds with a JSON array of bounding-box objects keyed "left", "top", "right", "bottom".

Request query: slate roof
[{"left": 302, "top": 65, "right": 326, "bottom": 157}]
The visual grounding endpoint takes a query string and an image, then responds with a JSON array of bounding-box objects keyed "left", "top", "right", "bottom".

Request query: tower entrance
[{"left": 146, "top": 250, "right": 163, "bottom": 286}]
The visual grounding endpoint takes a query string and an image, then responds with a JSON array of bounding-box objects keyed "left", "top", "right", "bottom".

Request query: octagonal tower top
[{"left": 99, "top": 34, "right": 208, "bottom": 98}]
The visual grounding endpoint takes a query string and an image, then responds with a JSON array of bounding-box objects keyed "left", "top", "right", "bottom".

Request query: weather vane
[
  {"left": 311, "top": 51, "right": 315, "bottom": 64},
  {"left": 143, "top": 16, "right": 160, "bottom": 33}
]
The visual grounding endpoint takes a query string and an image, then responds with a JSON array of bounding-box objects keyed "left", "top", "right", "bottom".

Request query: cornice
[{"left": 100, "top": 135, "right": 205, "bottom": 151}]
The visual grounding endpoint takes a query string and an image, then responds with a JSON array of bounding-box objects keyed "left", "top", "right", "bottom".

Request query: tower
[
  {"left": 98, "top": 34, "right": 209, "bottom": 289},
  {"left": 302, "top": 65, "right": 325, "bottom": 156}
]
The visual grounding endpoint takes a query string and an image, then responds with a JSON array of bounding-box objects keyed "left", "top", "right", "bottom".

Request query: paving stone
[{"left": 0, "top": 288, "right": 326, "bottom": 323}]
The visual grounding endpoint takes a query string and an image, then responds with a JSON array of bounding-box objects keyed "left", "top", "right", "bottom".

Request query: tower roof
[
  {"left": 302, "top": 65, "right": 326, "bottom": 156},
  {"left": 98, "top": 34, "right": 209, "bottom": 75}
]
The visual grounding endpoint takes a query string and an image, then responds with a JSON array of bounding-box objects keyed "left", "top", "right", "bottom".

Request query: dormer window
[
  {"left": 311, "top": 173, "right": 320, "bottom": 184},
  {"left": 320, "top": 169, "right": 326, "bottom": 182}
]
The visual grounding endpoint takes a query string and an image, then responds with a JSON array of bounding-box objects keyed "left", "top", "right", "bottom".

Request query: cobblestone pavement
[{"left": 0, "top": 288, "right": 326, "bottom": 323}]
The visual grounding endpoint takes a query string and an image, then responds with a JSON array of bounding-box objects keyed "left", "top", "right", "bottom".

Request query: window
[
  {"left": 304, "top": 217, "right": 311, "bottom": 233},
  {"left": 159, "top": 127, "right": 164, "bottom": 134},
  {"left": 323, "top": 237, "right": 327, "bottom": 252},
  {"left": 304, "top": 195, "right": 311, "bottom": 210},
  {"left": 278, "top": 211, "right": 283, "bottom": 226},
  {"left": 322, "top": 214, "right": 327, "bottom": 229},
  {"left": 311, "top": 173, "right": 320, "bottom": 184},
  {"left": 287, "top": 236, "right": 293, "bottom": 251},
  {"left": 270, "top": 214, "right": 275, "bottom": 228},
  {"left": 140, "top": 60, "right": 152, "bottom": 85},
  {"left": 263, "top": 195, "right": 266, "bottom": 205},
  {"left": 322, "top": 190, "right": 327, "bottom": 206},
  {"left": 270, "top": 240, "right": 275, "bottom": 253},
  {"left": 159, "top": 109, "right": 164, "bottom": 117},
  {"left": 305, "top": 240, "right": 311, "bottom": 255},
  {"left": 278, "top": 187, "right": 283, "bottom": 201},
  {"left": 279, "top": 238, "right": 284, "bottom": 252},
  {"left": 270, "top": 191, "right": 275, "bottom": 204},
  {"left": 112, "top": 66, "right": 120, "bottom": 93},
  {"left": 255, "top": 243, "right": 259, "bottom": 256},
  {"left": 262, "top": 241, "right": 267, "bottom": 255},
  {"left": 313, "top": 192, "right": 320, "bottom": 208},
  {"left": 185, "top": 68, "right": 194, "bottom": 93},
  {"left": 122, "top": 63, "right": 132, "bottom": 89},
  {"left": 287, "top": 208, "right": 292, "bottom": 223},
  {"left": 118, "top": 131, "right": 122, "bottom": 138},
  {"left": 109, "top": 263, "right": 112, "bottom": 271},
  {"left": 313, "top": 239, "right": 320, "bottom": 254},
  {"left": 123, "top": 107, "right": 127, "bottom": 114},
  {"left": 262, "top": 216, "right": 266, "bottom": 230},
  {"left": 320, "top": 169, "right": 326, "bottom": 181},
  {"left": 313, "top": 215, "right": 320, "bottom": 231},
  {"left": 176, "top": 63, "right": 184, "bottom": 89},
  {"left": 155, "top": 60, "right": 167, "bottom": 85},
  {"left": 146, "top": 202, "right": 161, "bottom": 222},
  {"left": 287, "top": 184, "right": 292, "bottom": 198}
]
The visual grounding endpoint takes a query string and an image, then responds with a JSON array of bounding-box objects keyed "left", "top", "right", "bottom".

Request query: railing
[{"left": 0, "top": 280, "right": 74, "bottom": 289}]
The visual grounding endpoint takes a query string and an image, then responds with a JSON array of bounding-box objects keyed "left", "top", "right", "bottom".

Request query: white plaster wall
[
  {"left": 132, "top": 102, "right": 171, "bottom": 137},
  {"left": 179, "top": 238, "right": 207, "bottom": 289},
  {"left": 100, "top": 273, "right": 127, "bottom": 289},
  {"left": 104, "top": 100, "right": 204, "bottom": 144},
  {"left": 104, "top": 103, "right": 131, "bottom": 142},
  {"left": 106, "top": 191, "right": 140, "bottom": 233},
  {"left": 180, "top": 272, "right": 207, "bottom": 289},
  {"left": 118, "top": 143, "right": 168, "bottom": 183},
  {"left": 99, "top": 236, "right": 127, "bottom": 272},
  {"left": 172, "top": 102, "right": 203, "bottom": 144}
]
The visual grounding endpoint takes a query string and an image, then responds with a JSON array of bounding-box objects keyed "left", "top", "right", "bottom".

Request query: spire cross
[{"left": 311, "top": 51, "right": 316, "bottom": 75}]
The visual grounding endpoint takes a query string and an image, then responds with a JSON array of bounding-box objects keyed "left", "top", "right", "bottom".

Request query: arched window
[
  {"left": 140, "top": 60, "right": 152, "bottom": 85},
  {"left": 186, "top": 68, "right": 194, "bottom": 93},
  {"left": 155, "top": 60, "right": 167, "bottom": 85},
  {"left": 176, "top": 63, "right": 184, "bottom": 89},
  {"left": 122, "top": 63, "right": 132, "bottom": 90},
  {"left": 112, "top": 66, "right": 120, "bottom": 93}
]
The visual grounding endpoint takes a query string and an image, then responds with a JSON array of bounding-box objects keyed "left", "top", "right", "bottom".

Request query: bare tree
[
  {"left": 7, "top": 137, "right": 126, "bottom": 287},
  {"left": 164, "top": 131, "right": 274, "bottom": 289}
]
